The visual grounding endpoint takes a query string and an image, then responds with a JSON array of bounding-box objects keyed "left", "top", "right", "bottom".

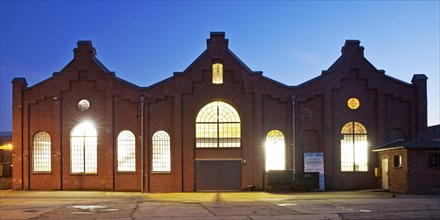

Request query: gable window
[
  {"left": 196, "top": 101, "right": 240, "bottom": 148},
  {"left": 70, "top": 122, "right": 97, "bottom": 174},
  {"left": 341, "top": 122, "right": 368, "bottom": 172},
  {"left": 152, "top": 131, "right": 171, "bottom": 172},
  {"left": 33, "top": 131, "right": 51, "bottom": 172},
  {"left": 265, "top": 130, "right": 285, "bottom": 171},
  {"left": 212, "top": 63, "right": 223, "bottom": 84},
  {"left": 117, "top": 130, "right": 136, "bottom": 172}
]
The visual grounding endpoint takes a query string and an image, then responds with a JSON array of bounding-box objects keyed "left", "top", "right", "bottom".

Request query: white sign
[{"left": 304, "top": 152, "right": 325, "bottom": 191}]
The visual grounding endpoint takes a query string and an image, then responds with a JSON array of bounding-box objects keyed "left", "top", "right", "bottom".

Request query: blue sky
[{"left": 1, "top": 1, "right": 439, "bottom": 131}]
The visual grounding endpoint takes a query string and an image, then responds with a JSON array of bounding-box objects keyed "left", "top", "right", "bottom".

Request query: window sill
[{"left": 151, "top": 172, "right": 171, "bottom": 175}]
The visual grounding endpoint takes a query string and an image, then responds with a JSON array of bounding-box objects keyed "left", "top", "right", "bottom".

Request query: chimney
[
  {"left": 412, "top": 74, "right": 428, "bottom": 136},
  {"left": 207, "top": 32, "right": 229, "bottom": 51},
  {"left": 74, "top": 41, "right": 96, "bottom": 59},
  {"left": 341, "top": 40, "right": 364, "bottom": 58}
]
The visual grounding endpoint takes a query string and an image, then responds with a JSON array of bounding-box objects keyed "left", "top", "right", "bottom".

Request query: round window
[
  {"left": 347, "top": 98, "right": 360, "bottom": 110},
  {"left": 78, "top": 99, "right": 90, "bottom": 111}
]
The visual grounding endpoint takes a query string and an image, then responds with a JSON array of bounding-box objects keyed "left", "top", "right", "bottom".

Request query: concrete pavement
[{"left": 0, "top": 190, "right": 439, "bottom": 219}]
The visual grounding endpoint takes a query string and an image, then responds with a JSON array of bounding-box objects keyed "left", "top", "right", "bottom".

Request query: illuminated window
[
  {"left": 196, "top": 101, "right": 240, "bottom": 148},
  {"left": 33, "top": 131, "right": 51, "bottom": 172},
  {"left": 347, "top": 98, "right": 360, "bottom": 110},
  {"left": 393, "top": 155, "right": 402, "bottom": 168},
  {"left": 265, "top": 130, "right": 285, "bottom": 171},
  {"left": 152, "top": 131, "right": 171, "bottom": 172},
  {"left": 212, "top": 63, "right": 223, "bottom": 84},
  {"left": 70, "top": 122, "right": 97, "bottom": 174},
  {"left": 117, "top": 130, "right": 136, "bottom": 172},
  {"left": 341, "top": 122, "right": 368, "bottom": 172}
]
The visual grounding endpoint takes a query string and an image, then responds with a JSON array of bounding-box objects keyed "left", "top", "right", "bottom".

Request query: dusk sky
[{"left": 1, "top": 1, "right": 439, "bottom": 132}]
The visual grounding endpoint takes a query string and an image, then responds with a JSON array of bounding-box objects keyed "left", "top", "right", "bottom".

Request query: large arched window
[
  {"left": 265, "top": 130, "right": 285, "bottom": 171},
  {"left": 341, "top": 122, "right": 368, "bottom": 172},
  {"left": 196, "top": 101, "right": 240, "bottom": 148},
  {"left": 33, "top": 131, "right": 51, "bottom": 172},
  {"left": 117, "top": 130, "right": 136, "bottom": 172},
  {"left": 70, "top": 122, "right": 97, "bottom": 174},
  {"left": 152, "top": 131, "right": 171, "bottom": 172}
]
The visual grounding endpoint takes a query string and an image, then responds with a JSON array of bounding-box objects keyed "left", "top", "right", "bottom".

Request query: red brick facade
[{"left": 12, "top": 32, "right": 428, "bottom": 192}]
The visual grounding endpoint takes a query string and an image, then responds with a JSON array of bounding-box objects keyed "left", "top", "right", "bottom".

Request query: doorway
[
  {"left": 381, "top": 158, "right": 389, "bottom": 190},
  {"left": 195, "top": 160, "right": 241, "bottom": 191}
]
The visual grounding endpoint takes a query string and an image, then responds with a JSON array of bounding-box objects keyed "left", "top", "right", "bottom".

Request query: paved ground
[{"left": 0, "top": 189, "right": 439, "bottom": 220}]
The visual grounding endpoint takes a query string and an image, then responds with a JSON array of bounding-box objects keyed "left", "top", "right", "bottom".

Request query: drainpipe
[
  {"left": 140, "top": 95, "right": 145, "bottom": 192},
  {"left": 291, "top": 95, "right": 296, "bottom": 173}
]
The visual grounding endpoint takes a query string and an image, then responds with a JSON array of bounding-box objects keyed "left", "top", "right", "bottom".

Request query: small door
[
  {"left": 195, "top": 160, "right": 241, "bottom": 191},
  {"left": 381, "top": 158, "right": 389, "bottom": 190}
]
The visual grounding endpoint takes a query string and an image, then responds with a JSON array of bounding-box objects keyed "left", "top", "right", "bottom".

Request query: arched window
[
  {"left": 196, "top": 101, "right": 240, "bottom": 148},
  {"left": 341, "top": 122, "right": 368, "bottom": 172},
  {"left": 265, "top": 130, "right": 285, "bottom": 171},
  {"left": 152, "top": 131, "right": 171, "bottom": 172},
  {"left": 33, "top": 131, "right": 51, "bottom": 172},
  {"left": 70, "top": 122, "right": 97, "bottom": 174},
  {"left": 212, "top": 63, "right": 223, "bottom": 84},
  {"left": 117, "top": 130, "right": 136, "bottom": 172}
]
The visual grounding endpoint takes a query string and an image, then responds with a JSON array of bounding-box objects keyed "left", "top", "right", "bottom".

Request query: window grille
[
  {"left": 33, "top": 132, "right": 51, "bottom": 172},
  {"left": 341, "top": 122, "right": 368, "bottom": 172},
  {"left": 212, "top": 63, "right": 223, "bottom": 84},
  {"left": 117, "top": 130, "right": 136, "bottom": 172},
  {"left": 70, "top": 122, "right": 97, "bottom": 174},
  {"left": 196, "top": 101, "right": 240, "bottom": 148},
  {"left": 265, "top": 130, "right": 285, "bottom": 171},
  {"left": 152, "top": 131, "right": 171, "bottom": 172}
]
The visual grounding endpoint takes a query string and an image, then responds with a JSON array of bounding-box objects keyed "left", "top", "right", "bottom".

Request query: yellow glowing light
[
  {"left": 0, "top": 144, "right": 13, "bottom": 150},
  {"left": 212, "top": 63, "right": 223, "bottom": 84},
  {"left": 347, "top": 98, "right": 360, "bottom": 110}
]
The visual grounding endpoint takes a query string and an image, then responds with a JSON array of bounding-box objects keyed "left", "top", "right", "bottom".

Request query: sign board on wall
[{"left": 304, "top": 152, "right": 325, "bottom": 191}]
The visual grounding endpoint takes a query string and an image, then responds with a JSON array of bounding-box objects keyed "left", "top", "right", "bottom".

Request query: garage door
[{"left": 195, "top": 160, "right": 241, "bottom": 191}]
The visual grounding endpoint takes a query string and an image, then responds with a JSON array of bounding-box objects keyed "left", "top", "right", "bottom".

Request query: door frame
[{"left": 381, "top": 158, "right": 389, "bottom": 190}]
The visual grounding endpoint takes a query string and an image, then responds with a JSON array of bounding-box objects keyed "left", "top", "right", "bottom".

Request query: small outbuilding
[
  {"left": 373, "top": 138, "right": 440, "bottom": 194},
  {"left": 0, "top": 132, "right": 12, "bottom": 189}
]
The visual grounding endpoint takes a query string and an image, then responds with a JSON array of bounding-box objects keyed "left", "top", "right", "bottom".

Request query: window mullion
[
  {"left": 217, "top": 104, "right": 219, "bottom": 148},
  {"left": 83, "top": 134, "right": 86, "bottom": 173},
  {"left": 353, "top": 134, "right": 356, "bottom": 171}
]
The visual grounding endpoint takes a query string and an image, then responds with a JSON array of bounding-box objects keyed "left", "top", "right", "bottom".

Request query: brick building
[
  {"left": 12, "top": 32, "right": 428, "bottom": 192},
  {"left": 373, "top": 138, "right": 440, "bottom": 194},
  {"left": 0, "top": 132, "right": 12, "bottom": 189}
]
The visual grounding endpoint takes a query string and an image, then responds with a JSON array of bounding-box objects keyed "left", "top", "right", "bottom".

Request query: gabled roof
[
  {"left": 373, "top": 138, "right": 440, "bottom": 152},
  {"left": 298, "top": 40, "right": 418, "bottom": 88}
]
